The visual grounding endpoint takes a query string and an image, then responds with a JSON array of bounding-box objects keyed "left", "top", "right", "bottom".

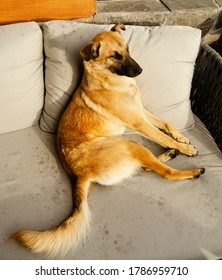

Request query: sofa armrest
[{"left": 191, "top": 44, "right": 222, "bottom": 152}]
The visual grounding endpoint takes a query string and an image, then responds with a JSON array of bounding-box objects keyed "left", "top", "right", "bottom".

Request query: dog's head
[{"left": 80, "top": 24, "right": 142, "bottom": 78}]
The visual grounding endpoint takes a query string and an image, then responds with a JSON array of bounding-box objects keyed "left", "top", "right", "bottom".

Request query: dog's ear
[
  {"left": 80, "top": 41, "right": 101, "bottom": 61},
  {"left": 111, "top": 23, "right": 126, "bottom": 33}
]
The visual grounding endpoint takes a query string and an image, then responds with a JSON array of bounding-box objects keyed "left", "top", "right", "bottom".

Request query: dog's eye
[{"left": 110, "top": 52, "right": 123, "bottom": 61}]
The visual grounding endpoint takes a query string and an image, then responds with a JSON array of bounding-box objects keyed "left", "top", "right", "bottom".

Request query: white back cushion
[
  {"left": 40, "top": 21, "right": 201, "bottom": 133},
  {"left": 0, "top": 22, "right": 44, "bottom": 134}
]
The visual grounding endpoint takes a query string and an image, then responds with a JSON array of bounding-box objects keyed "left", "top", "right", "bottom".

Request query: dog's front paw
[
  {"left": 171, "top": 131, "right": 190, "bottom": 144},
  {"left": 175, "top": 135, "right": 190, "bottom": 144},
  {"left": 178, "top": 143, "right": 198, "bottom": 157},
  {"left": 164, "top": 124, "right": 190, "bottom": 144}
]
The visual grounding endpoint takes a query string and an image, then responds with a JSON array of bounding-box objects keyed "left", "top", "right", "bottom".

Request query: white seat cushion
[
  {"left": 1, "top": 117, "right": 222, "bottom": 259},
  {"left": 40, "top": 21, "right": 201, "bottom": 133}
]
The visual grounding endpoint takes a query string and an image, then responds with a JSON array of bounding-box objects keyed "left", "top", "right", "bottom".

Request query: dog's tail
[{"left": 9, "top": 179, "right": 91, "bottom": 257}]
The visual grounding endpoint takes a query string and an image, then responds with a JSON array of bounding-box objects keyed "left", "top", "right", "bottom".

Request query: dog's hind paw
[
  {"left": 167, "top": 149, "right": 180, "bottom": 159},
  {"left": 194, "top": 168, "right": 205, "bottom": 179}
]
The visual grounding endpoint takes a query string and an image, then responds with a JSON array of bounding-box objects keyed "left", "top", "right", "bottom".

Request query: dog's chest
[
  {"left": 129, "top": 81, "right": 140, "bottom": 98},
  {"left": 110, "top": 78, "right": 140, "bottom": 99}
]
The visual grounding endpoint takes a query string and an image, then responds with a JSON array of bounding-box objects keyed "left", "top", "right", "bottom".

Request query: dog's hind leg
[
  {"left": 144, "top": 149, "right": 179, "bottom": 172},
  {"left": 129, "top": 142, "right": 205, "bottom": 180},
  {"left": 86, "top": 138, "right": 204, "bottom": 183}
]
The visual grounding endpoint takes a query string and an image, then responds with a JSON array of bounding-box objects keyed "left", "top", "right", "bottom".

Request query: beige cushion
[
  {"left": 0, "top": 22, "right": 44, "bottom": 134},
  {"left": 1, "top": 117, "right": 222, "bottom": 259},
  {"left": 40, "top": 21, "right": 201, "bottom": 133}
]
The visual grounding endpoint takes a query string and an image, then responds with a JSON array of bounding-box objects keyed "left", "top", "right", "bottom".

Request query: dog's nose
[
  {"left": 131, "top": 58, "right": 143, "bottom": 77},
  {"left": 132, "top": 64, "right": 142, "bottom": 77},
  {"left": 137, "top": 66, "right": 143, "bottom": 75}
]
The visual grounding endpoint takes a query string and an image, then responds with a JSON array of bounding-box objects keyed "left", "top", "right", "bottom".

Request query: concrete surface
[{"left": 80, "top": 0, "right": 222, "bottom": 35}]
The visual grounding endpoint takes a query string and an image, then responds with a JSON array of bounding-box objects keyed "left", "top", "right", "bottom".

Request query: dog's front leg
[
  {"left": 127, "top": 114, "right": 197, "bottom": 156},
  {"left": 142, "top": 108, "right": 190, "bottom": 144}
]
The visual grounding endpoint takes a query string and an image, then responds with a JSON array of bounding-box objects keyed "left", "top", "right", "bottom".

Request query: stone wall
[{"left": 81, "top": 0, "right": 222, "bottom": 34}]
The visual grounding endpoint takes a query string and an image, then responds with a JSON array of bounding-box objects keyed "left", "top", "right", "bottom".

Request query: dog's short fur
[{"left": 10, "top": 24, "right": 205, "bottom": 257}]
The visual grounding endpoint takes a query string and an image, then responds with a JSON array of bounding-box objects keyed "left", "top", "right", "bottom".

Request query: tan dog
[{"left": 10, "top": 24, "right": 205, "bottom": 257}]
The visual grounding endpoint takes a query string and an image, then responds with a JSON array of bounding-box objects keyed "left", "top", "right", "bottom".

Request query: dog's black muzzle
[{"left": 111, "top": 56, "right": 143, "bottom": 78}]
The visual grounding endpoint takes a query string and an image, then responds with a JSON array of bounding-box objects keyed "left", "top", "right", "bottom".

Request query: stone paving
[{"left": 81, "top": 0, "right": 222, "bottom": 34}]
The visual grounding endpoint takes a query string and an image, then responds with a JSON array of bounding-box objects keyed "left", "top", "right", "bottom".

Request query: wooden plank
[{"left": 0, "top": 0, "right": 96, "bottom": 24}]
